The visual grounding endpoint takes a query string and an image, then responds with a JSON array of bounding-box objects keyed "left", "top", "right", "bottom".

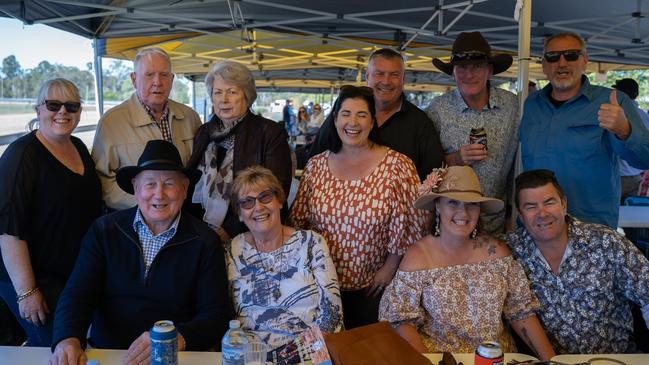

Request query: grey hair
[
  {"left": 367, "top": 48, "right": 406, "bottom": 71},
  {"left": 205, "top": 60, "right": 257, "bottom": 108},
  {"left": 133, "top": 47, "right": 172, "bottom": 72},
  {"left": 34, "top": 78, "right": 81, "bottom": 108},
  {"left": 543, "top": 32, "right": 587, "bottom": 53}
]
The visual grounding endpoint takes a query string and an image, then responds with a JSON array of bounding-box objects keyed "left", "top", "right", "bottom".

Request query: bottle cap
[{"left": 229, "top": 319, "right": 241, "bottom": 329}]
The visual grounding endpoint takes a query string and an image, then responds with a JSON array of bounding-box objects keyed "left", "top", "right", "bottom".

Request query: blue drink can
[{"left": 150, "top": 320, "right": 178, "bottom": 365}]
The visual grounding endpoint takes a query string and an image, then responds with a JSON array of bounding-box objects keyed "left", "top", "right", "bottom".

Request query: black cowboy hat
[
  {"left": 116, "top": 139, "right": 201, "bottom": 194},
  {"left": 433, "top": 31, "right": 513, "bottom": 75}
]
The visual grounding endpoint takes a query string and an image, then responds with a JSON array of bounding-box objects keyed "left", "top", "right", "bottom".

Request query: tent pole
[
  {"left": 92, "top": 39, "right": 104, "bottom": 117},
  {"left": 513, "top": 0, "right": 532, "bottom": 227}
]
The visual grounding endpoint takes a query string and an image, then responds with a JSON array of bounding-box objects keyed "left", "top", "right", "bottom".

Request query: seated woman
[
  {"left": 379, "top": 165, "right": 555, "bottom": 360},
  {"left": 225, "top": 166, "right": 343, "bottom": 351}
]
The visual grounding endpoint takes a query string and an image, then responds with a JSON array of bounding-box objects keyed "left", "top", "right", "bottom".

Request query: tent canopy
[{"left": 2, "top": 0, "right": 649, "bottom": 90}]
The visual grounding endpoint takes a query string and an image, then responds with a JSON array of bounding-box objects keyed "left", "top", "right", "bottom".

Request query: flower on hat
[{"left": 418, "top": 164, "right": 448, "bottom": 196}]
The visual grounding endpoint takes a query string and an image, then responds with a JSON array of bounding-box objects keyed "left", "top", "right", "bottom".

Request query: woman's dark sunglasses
[
  {"left": 42, "top": 100, "right": 81, "bottom": 113},
  {"left": 237, "top": 189, "right": 276, "bottom": 210},
  {"left": 543, "top": 49, "right": 581, "bottom": 63}
]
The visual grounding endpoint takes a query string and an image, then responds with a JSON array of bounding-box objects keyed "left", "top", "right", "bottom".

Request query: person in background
[
  {"left": 380, "top": 166, "right": 554, "bottom": 360},
  {"left": 187, "top": 60, "right": 291, "bottom": 243},
  {"left": 0, "top": 78, "right": 102, "bottom": 347},
  {"left": 49, "top": 140, "right": 231, "bottom": 365},
  {"left": 611, "top": 78, "right": 649, "bottom": 202},
  {"left": 290, "top": 85, "right": 428, "bottom": 329},
  {"left": 426, "top": 31, "right": 519, "bottom": 234},
  {"left": 225, "top": 166, "right": 343, "bottom": 351},
  {"left": 308, "top": 103, "right": 326, "bottom": 130},
  {"left": 519, "top": 32, "right": 649, "bottom": 228},
  {"left": 508, "top": 169, "right": 649, "bottom": 354},
  {"left": 297, "top": 106, "right": 311, "bottom": 135},
  {"left": 528, "top": 80, "right": 538, "bottom": 95},
  {"left": 92, "top": 47, "right": 202, "bottom": 211},
  {"left": 310, "top": 48, "right": 444, "bottom": 181}
]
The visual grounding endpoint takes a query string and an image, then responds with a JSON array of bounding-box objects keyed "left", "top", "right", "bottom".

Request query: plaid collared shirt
[
  {"left": 137, "top": 94, "right": 172, "bottom": 142},
  {"left": 133, "top": 209, "right": 181, "bottom": 275}
]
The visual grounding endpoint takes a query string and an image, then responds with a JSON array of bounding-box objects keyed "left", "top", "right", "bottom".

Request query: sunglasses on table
[
  {"left": 543, "top": 49, "right": 582, "bottom": 63},
  {"left": 237, "top": 189, "right": 277, "bottom": 210},
  {"left": 41, "top": 100, "right": 82, "bottom": 113}
]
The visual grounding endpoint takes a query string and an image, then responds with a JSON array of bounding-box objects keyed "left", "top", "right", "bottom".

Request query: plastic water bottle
[{"left": 221, "top": 319, "right": 248, "bottom": 365}]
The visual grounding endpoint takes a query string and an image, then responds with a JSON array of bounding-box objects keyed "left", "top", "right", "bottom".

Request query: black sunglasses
[
  {"left": 543, "top": 49, "right": 581, "bottom": 63},
  {"left": 451, "top": 51, "right": 489, "bottom": 63},
  {"left": 42, "top": 100, "right": 81, "bottom": 113},
  {"left": 237, "top": 189, "right": 276, "bottom": 210}
]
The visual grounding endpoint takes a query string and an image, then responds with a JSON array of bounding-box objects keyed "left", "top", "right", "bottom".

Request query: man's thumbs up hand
[{"left": 598, "top": 89, "right": 631, "bottom": 140}]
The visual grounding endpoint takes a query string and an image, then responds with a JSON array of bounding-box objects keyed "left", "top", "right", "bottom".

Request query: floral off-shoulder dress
[{"left": 379, "top": 256, "right": 539, "bottom": 353}]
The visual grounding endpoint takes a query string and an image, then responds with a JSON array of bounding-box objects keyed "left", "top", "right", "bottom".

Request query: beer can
[
  {"left": 150, "top": 320, "right": 178, "bottom": 365},
  {"left": 469, "top": 127, "right": 488, "bottom": 151},
  {"left": 475, "top": 341, "right": 504, "bottom": 365}
]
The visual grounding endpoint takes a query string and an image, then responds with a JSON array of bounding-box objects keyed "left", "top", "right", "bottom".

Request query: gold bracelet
[{"left": 16, "top": 287, "right": 39, "bottom": 303}]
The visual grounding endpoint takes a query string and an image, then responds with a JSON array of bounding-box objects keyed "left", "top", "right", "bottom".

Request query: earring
[
  {"left": 433, "top": 212, "right": 441, "bottom": 236},
  {"left": 470, "top": 226, "right": 478, "bottom": 239}
]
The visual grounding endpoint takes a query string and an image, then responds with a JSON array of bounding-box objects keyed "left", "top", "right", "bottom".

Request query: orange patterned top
[{"left": 289, "top": 149, "right": 429, "bottom": 290}]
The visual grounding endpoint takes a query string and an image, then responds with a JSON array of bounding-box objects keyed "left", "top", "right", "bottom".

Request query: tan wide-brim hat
[{"left": 414, "top": 165, "right": 504, "bottom": 214}]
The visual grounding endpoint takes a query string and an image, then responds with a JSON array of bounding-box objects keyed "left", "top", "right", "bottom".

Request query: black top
[
  {"left": 0, "top": 131, "right": 102, "bottom": 284},
  {"left": 186, "top": 113, "right": 292, "bottom": 237},
  {"left": 309, "top": 96, "right": 444, "bottom": 181}
]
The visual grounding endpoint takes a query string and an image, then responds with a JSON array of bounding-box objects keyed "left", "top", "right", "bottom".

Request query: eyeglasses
[
  {"left": 451, "top": 51, "right": 489, "bottom": 63},
  {"left": 237, "top": 189, "right": 277, "bottom": 210},
  {"left": 543, "top": 49, "right": 581, "bottom": 63},
  {"left": 41, "top": 100, "right": 81, "bottom": 113}
]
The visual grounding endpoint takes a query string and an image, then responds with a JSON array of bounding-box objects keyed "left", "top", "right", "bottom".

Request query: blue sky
[{"left": 0, "top": 17, "right": 94, "bottom": 70}]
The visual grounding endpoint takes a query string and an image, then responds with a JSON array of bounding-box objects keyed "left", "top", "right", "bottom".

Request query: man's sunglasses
[
  {"left": 543, "top": 49, "right": 582, "bottom": 63},
  {"left": 451, "top": 51, "right": 489, "bottom": 63},
  {"left": 41, "top": 100, "right": 81, "bottom": 113},
  {"left": 237, "top": 189, "right": 277, "bottom": 210}
]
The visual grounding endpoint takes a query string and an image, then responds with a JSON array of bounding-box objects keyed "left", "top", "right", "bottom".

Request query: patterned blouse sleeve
[
  {"left": 610, "top": 230, "right": 649, "bottom": 308},
  {"left": 386, "top": 154, "right": 429, "bottom": 255},
  {"left": 378, "top": 270, "right": 426, "bottom": 328},
  {"left": 288, "top": 157, "right": 315, "bottom": 230},
  {"left": 309, "top": 231, "right": 344, "bottom": 333},
  {"left": 503, "top": 257, "right": 541, "bottom": 322}
]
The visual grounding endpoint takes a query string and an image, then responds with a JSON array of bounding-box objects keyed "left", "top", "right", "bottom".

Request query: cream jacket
[{"left": 91, "top": 93, "right": 202, "bottom": 210}]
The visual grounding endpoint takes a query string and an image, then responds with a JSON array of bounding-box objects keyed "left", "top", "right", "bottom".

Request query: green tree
[{"left": 2, "top": 55, "right": 21, "bottom": 78}]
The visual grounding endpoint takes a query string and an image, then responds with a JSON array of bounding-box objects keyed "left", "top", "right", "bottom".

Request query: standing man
[
  {"left": 508, "top": 169, "right": 649, "bottom": 354},
  {"left": 426, "top": 32, "right": 519, "bottom": 233},
  {"left": 310, "top": 48, "right": 444, "bottom": 181},
  {"left": 92, "top": 47, "right": 202, "bottom": 211},
  {"left": 520, "top": 32, "right": 649, "bottom": 228},
  {"left": 612, "top": 78, "right": 649, "bottom": 202}
]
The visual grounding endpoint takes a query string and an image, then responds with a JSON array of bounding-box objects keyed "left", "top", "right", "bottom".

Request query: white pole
[{"left": 512, "top": 0, "right": 532, "bottom": 228}]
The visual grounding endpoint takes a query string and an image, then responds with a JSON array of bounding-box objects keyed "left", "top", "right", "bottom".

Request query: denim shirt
[{"left": 520, "top": 76, "right": 649, "bottom": 227}]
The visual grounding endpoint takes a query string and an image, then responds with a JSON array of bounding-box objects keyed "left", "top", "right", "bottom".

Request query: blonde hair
[
  {"left": 34, "top": 78, "right": 81, "bottom": 108},
  {"left": 230, "top": 166, "right": 286, "bottom": 214}
]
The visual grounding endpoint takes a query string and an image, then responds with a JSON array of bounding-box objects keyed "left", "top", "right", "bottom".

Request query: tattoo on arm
[
  {"left": 487, "top": 243, "right": 496, "bottom": 256},
  {"left": 521, "top": 326, "right": 539, "bottom": 357}
]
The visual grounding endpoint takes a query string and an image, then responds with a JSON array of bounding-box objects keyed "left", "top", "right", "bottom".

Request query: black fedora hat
[
  {"left": 116, "top": 139, "right": 201, "bottom": 194},
  {"left": 433, "top": 31, "right": 513, "bottom": 75}
]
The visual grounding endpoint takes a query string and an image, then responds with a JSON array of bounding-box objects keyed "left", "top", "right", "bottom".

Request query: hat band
[
  {"left": 140, "top": 159, "right": 181, "bottom": 168},
  {"left": 438, "top": 188, "right": 484, "bottom": 196}
]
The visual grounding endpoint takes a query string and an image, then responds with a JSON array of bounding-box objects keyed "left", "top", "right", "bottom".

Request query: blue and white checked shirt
[{"left": 133, "top": 209, "right": 181, "bottom": 275}]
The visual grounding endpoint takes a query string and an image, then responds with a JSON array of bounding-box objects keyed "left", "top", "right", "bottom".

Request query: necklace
[{"left": 250, "top": 228, "right": 287, "bottom": 303}]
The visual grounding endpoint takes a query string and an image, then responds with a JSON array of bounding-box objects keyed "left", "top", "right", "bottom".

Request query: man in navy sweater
[{"left": 50, "top": 140, "right": 231, "bottom": 365}]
